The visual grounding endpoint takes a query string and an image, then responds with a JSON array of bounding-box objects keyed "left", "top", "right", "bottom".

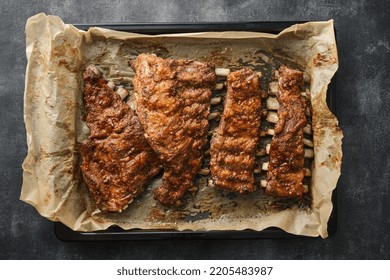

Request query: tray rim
[
  {"left": 55, "top": 21, "right": 338, "bottom": 241},
  {"left": 74, "top": 21, "right": 307, "bottom": 34}
]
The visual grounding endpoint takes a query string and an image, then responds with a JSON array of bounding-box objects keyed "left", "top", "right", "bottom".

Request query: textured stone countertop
[{"left": 0, "top": 0, "right": 389, "bottom": 259}]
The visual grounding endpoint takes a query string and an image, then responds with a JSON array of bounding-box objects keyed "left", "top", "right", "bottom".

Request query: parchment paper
[{"left": 21, "top": 13, "right": 342, "bottom": 238}]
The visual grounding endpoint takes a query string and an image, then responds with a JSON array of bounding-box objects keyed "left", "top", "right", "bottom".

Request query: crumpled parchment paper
[{"left": 21, "top": 13, "right": 342, "bottom": 238}]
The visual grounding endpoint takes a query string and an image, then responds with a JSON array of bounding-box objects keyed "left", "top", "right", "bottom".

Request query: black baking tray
[{"left": 54, "top": 21, "right": 338, "bottom": 241}]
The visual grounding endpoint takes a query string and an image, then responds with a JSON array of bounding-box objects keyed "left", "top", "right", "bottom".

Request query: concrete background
[{"left": 0, "top": 0, "right": 389, "bottom": 259}]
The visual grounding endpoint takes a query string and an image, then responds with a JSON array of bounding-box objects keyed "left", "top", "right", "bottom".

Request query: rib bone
[{"left": 215, "top": 68, "right": 230, "bottom": 76}]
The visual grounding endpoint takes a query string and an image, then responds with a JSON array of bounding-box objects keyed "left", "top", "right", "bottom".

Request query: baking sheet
[{"left": 21, "top": 13, "right": 342, "bottom": 238}]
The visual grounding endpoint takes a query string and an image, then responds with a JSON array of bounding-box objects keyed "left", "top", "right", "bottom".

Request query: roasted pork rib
[
  {"left": 210, "top": 68, "right": 262, "bottom": 193},
  {"left": 266, "top": 65, "right": 307, "bottom": 198},
  {"left": 131, "top": 54, "right": 216, "bottom": 206},
  {"left": 81, "top": 65, "right": 161, "bottom": 212}
]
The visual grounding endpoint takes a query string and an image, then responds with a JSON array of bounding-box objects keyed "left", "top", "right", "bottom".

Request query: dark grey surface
[{"left": 0, "top": 0, "right": 389, "bottom": 259}]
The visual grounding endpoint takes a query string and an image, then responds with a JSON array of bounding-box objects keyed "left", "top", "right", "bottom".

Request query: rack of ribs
[
  {"left": 81, "top": 65, "right": 161, "bottom": 212},
  {"left": 266, "top": 65, "right": 307, "bottom": 198},
  {"left": 131, "top": 54, "right": 216, "bottom": 206},
  {"left": 210, "top": 68, "right": 262, "bottom": 193}
]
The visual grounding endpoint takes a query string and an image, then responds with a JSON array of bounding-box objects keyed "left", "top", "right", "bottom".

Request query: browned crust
[
  {"left": 131, "top": 54, "right": 216, "bottom": 206},
  {"left": 210, "top": 68, "right": 262, "bottom": 193},
  {"left": 266, "top": 65, "right": 307, "bottom": 198},
  {"left": 81, "top": 66, "right": 161, "bottom": 212}
]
